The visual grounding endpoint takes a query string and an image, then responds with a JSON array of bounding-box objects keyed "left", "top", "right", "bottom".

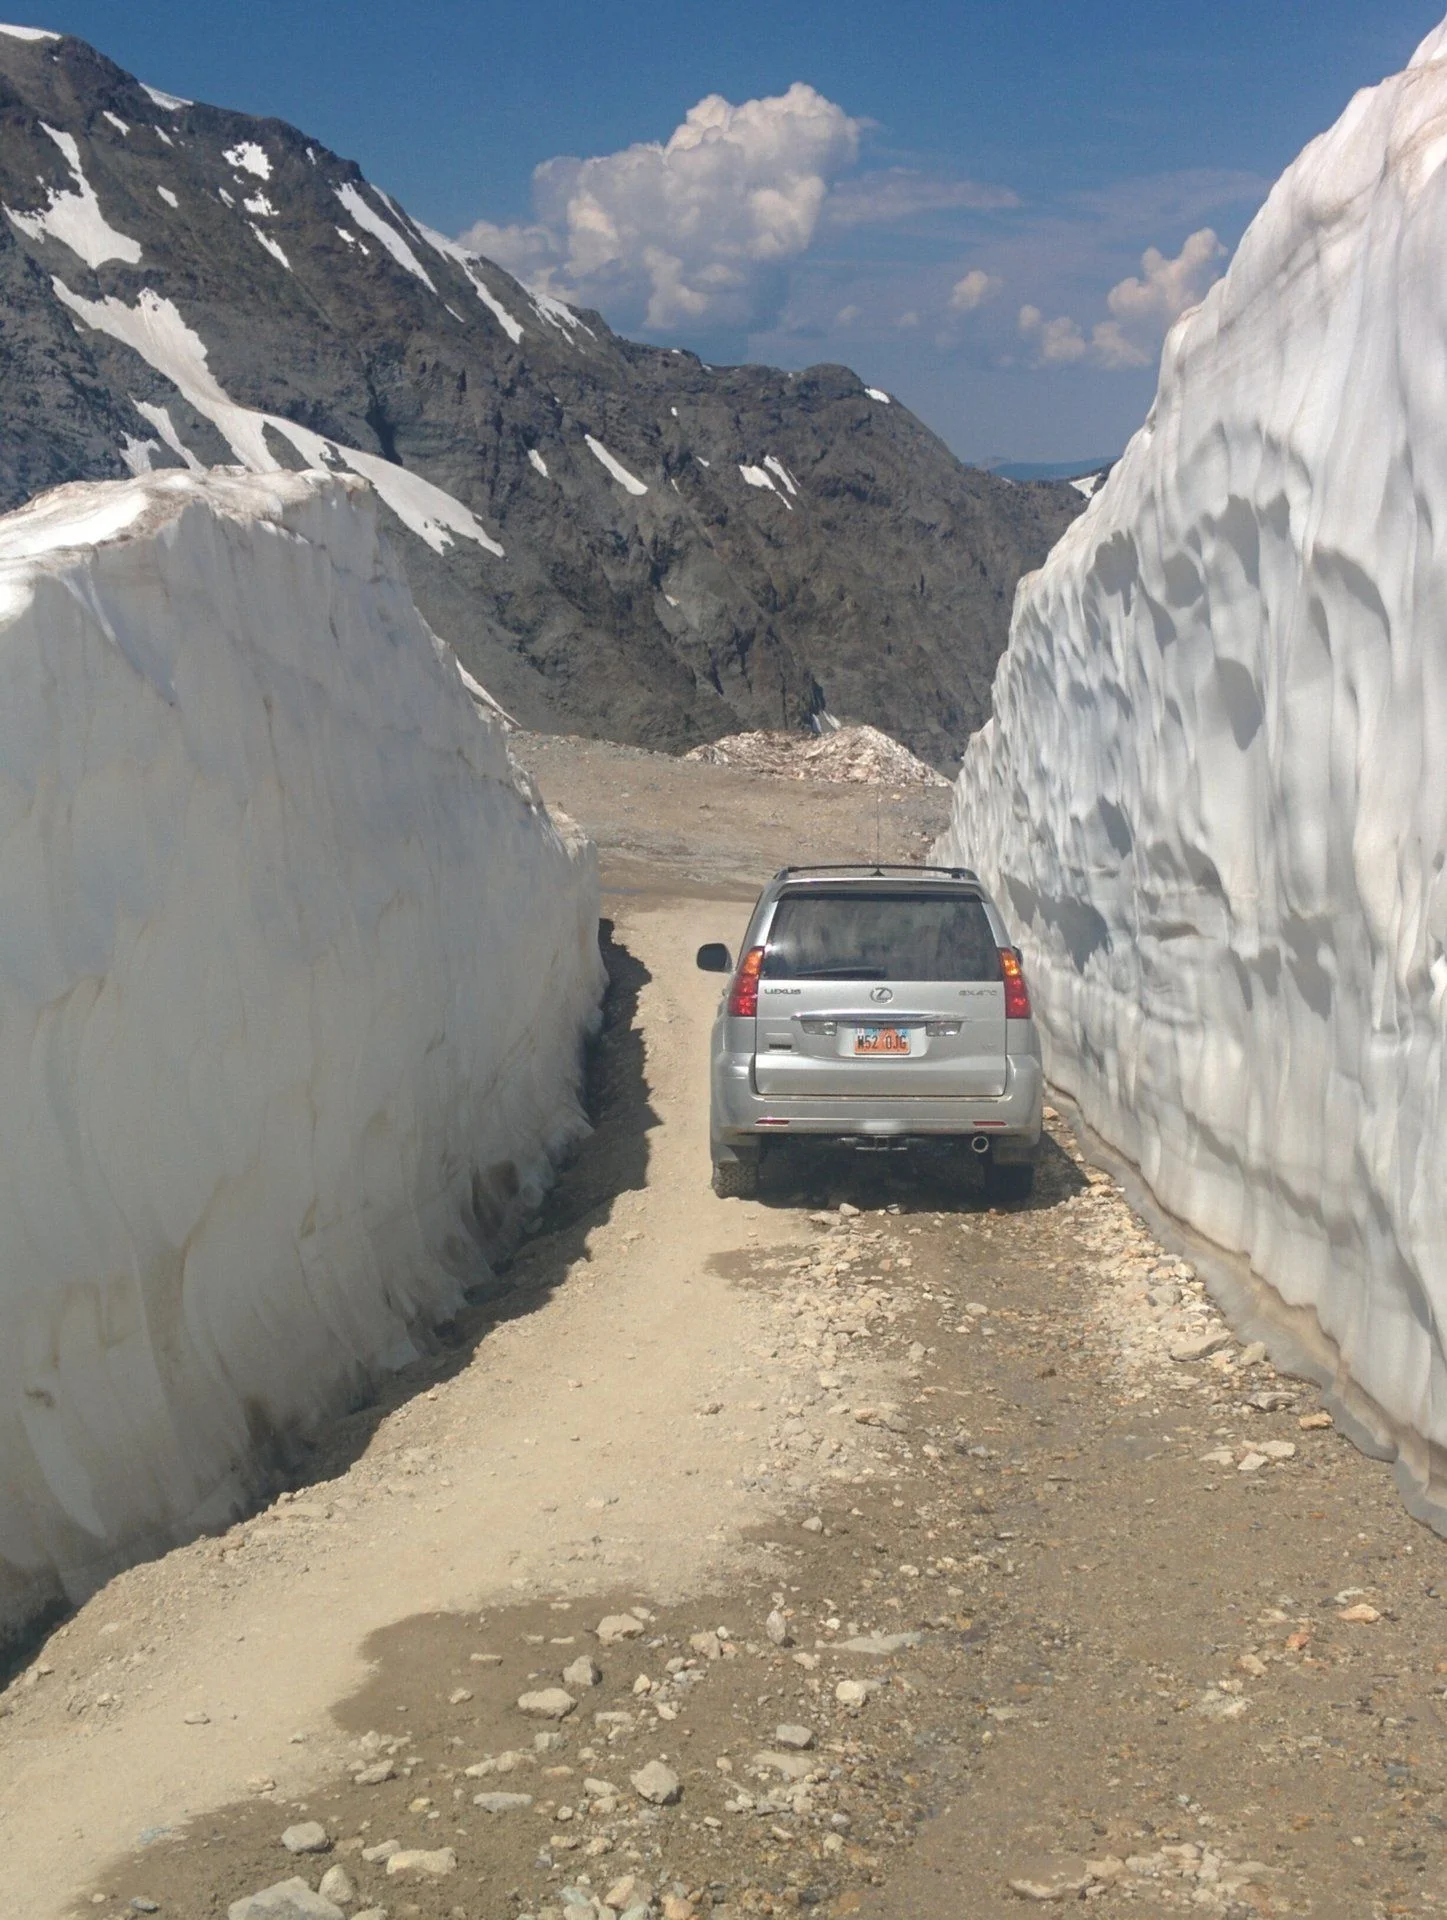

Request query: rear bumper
[{"left": 711, "top": 1051, "right": 1043, "bottom": 1163}]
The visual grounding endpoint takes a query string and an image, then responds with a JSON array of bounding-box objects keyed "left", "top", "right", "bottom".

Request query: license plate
[{"left": 854, "top": 1025, "right": 910, "bottom": 1055}]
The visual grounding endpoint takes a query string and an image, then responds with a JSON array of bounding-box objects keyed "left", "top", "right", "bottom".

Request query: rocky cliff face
[{"left": 0, "top": 25, "right": 1082, "bottom": 764}]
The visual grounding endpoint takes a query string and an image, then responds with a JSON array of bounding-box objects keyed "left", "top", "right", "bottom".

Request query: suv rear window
[{"left": 761, "top": 891, "right": 1001, "bottom": 982}]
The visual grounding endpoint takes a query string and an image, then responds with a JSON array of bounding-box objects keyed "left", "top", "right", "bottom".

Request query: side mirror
[{"left": 696, "top": 942, "right": 733, "bottom": 973}]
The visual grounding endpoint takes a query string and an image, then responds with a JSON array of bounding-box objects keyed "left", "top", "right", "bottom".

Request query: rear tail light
[
  {"left": 727, "top": 946, "right": 765, "bottom": 1017},
  {"left": 1000, "top": 946, "right": 1032, "bottom": 1020}
]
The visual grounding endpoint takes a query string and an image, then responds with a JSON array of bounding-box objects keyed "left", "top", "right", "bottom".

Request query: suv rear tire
[
  {"left": 983, "top": 1160, "right": 1035, "bottom": 1204},
  {"left": 713, "top": 1157, "right": 759, "bottom": 1199}
]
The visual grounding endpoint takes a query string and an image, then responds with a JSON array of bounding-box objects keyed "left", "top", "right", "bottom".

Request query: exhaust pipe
[{"left": 970, "top": 1135, "right": 991, "bottom": 1156}]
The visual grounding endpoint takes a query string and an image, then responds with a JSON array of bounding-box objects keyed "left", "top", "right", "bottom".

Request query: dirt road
[{"left": 2, "top": 739, "right": 1445, "bottom": 1920}]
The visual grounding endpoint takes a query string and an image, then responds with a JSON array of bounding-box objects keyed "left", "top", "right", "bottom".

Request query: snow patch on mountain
[
  {"left": 335, "top": 181, "right": 437, "bottom": 293},
  {"left": 739, "top": 463, "right": 792, "bottom": 508},
  {"left": 0, "top": 22, "right": 58, "bottom": 41},
  {"left": 222, "top": 140, "right": 270, "bottom": 179},
  {"left": 936, "top": 16, "right": 1447, "bottom": 1516},
  {"left": 414, "top": 222, "right": 525, "bottom": 342},
  {"left": 52, "top": 281, "right": 503, "bottom": 556},
  {"left": 585, "top": 435, "right": 647, "bottom": 495},
  {"left": 141, "top": 82, "right": 189, "bottom": 111},
  {"left": 4, "top": 122, "right": 142, "bottom": 268},
  {"left": 0, "top": 466, "right": 602, "bottom": 1636}
]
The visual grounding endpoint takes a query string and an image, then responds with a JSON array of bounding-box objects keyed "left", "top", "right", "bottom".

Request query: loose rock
[
  {"left": 563, "top": 1655, "right": 602, "bottom": 1688},
  {"left": 280, "top": 1822, "right": 330, "bottom": 1855},
  {"left": 518, "top": 1687, "right": 576, "bottom": 1719},
  {"left": 228, "top": 1882, "right": 344, "bottom": 1920},
  {"left": 631, "top": 1759, "right": 682, "bottom": 1805},
  {"left": 1006, "top": 1857, "right": 1092, "bottom": 1901},
  {"left": 596, "top": 1614, "right": 646, "bottom": 1643},
  {"left": 384, "top": 1846, "right": 458, "bottom": 1877}
]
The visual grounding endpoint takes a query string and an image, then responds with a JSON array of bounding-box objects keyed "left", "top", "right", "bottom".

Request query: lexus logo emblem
[{"left": 869, "top": 986, "right": 894, "bottom": 1003}]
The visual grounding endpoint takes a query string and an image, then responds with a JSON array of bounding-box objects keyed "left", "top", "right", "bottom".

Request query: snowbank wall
[
  {"left": 0, "top": 468, "right": 603, "bottom": 1636},
  {"left": 937, "top": 22, "right": 1447, "bottom": 1516}
]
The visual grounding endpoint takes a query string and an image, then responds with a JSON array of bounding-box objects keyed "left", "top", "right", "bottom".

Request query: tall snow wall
[
  {"left": 938, "top": 20, "right": 1447, "bottom": 1517},
  {"left": 0, "top": 468, "right": 604, "bottom": 1637}
]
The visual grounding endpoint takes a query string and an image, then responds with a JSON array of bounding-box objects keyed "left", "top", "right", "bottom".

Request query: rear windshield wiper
[{"left": 787, "top": 964, "right": 889, "bottom": 980}]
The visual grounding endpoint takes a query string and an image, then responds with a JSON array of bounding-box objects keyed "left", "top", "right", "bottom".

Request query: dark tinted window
[{"left": 762, "top": 892, "right": 1001, "bottom": 982}]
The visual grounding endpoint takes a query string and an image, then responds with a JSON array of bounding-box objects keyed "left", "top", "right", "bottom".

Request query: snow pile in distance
[
  {"left": 0, "top": 469, "right": 603, "bottom": 1636},
  {"left": 937, "top": 19, "right": 1447, "bottom": 1512},
  {"left": 686, "top": 724, "right": 946, "bottom": 788}
]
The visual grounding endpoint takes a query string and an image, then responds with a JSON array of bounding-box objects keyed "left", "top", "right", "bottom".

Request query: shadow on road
[
  {"left": 746, "top": 1125, "right": 1088, "bottom": 1218},
  {"left": 287, "top": 917, "right": 659, "bottom": 1496}
]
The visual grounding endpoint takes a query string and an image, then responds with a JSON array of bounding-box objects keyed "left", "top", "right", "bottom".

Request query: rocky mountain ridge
[{"left": 0, "top": 24, "right": 1083, "bottom": 764}]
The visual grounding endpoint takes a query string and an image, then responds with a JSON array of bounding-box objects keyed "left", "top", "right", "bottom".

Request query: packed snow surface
[
  {"left": 0, "top": 468, "right": 603, "bottom": 1635},
  {"left": 937, "top": 16, "right": 1447, "bottom": 1508},
  {"left": 865, "top": 388, "right": 890, "bottom": 404},
  {"left": 52, "top": 280, "right": 503, "bottom": 556},
  {"left": 585, "top": 435, "right": 648, "bottom": 495},
  {"left": 0, "top": 22, "right": 58, "bottom": 39},
  {"left": 4, "top": 123, "right": 142, "bottom": 269}
]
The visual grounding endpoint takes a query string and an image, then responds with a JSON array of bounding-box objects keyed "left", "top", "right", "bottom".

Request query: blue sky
[{"left": 29, "top": 1, "right": 1442, "bottom": 463}]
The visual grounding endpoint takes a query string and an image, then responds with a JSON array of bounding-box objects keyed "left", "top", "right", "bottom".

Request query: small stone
[
  {"left": 752, "top": 1751, "right": 815, "bottom": 1782},
  {"left": 1171, "top": 1329, "right": 1231, "bottom": 1363},
  {"left": 563, "top": 1655, "right": 602, "bottom": 1689},
  {"left": 605, "top": 1875, "right": 650, "bottom": 1912},
  {"left": 316, "top": 1867, "right": 355, "bottom": 1905},
  {"left": 1239, "top": 1341, "right": 1269, "bottom": 1366},
  {"left": 518, "top": 1688, "right": 576, "bottom": 1719},
  {"left": 764, "top": 1609, "right": 793, "bottom": 1648},
  {"left": 689, "top": 1631, "right": 722, "bottom": 1659},
  {"left": 448, "top": 1686, "right": 473, "bottom": 1705},
  {"left": 1245, "top": 1389, "right": 1295, "bottom": 1412},
  {"left": 661, "top": 1897, "right": 695, "bottom": 1920},
  {"left": 835, "top": 1679, "right": 876, "bottom": 1707},
  {"left": 474, "top": 1791, "right": 535, "bottom": 1812},
  {"left": 840, "top": 1630, "right": 922, "bottom": 1654},
  {"left": 1086, "top": 1857, "right": 1127, "bottom": 1886},
  {"left": 183, "top": 1710, "right": 210, "bottom": 1725},
  {"left": 801, "top": 1515, "right": 824, "bottom": 1534},
  {"left": 1237, "top": 1653, "right": 1268, "bottom": 1678},
  {"left": 355, "top": 1761, "right": 396, "bottom": 1785},
  {"left": 632, "top": 1673, "right": 654, "bottom": 1696},
  {"left": 1299, "top": 1410, "right": 1333, "bottom": 1430},
  {"left": 1237, "top": 1451, "right": 1268, "bottom": 1474},
  {"left": 1259, "top": 1439, "right": 1296, "bottom": 1461},
  {"left": 130, "top": 1906, "right": 162, "bottom": 1918},
  {"left": 838, "top": 1202, "right": 860, "bottom": 1218},
  {"left": 774, "top": 1723, "right": 814, "bottom": 1750},
  {"left": 1338, "top": 1603, "right": 1381, "bottom": 1624},
  {"left": 631, "top": 1759, "right": 682, "bottom": 1805},
  {"left": 281, "top": 1822, "right": 331, "bottom": 1855},
  {"left": 1006, "top": 1857, "right": 1092, "bottom": 1901},
  {"left": 535, "top": 1729, "right": 566, "bottom": 1752},
  {"left": 596, "top": 1614, "right": 645, "bottom": 1643},
  {"left": 384, "top": 1846, "right": 458, "bottom": 1877},
  {"left": 227, "top": 1882, "right": 345, "bottom": 1920},
  {"left": 360, "top": 1839, "right": 399, "bottom": 1863}
]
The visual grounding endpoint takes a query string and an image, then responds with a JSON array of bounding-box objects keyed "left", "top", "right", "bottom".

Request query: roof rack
[{"left": 774, "top": 863, "right": 981, "bottom": 883}]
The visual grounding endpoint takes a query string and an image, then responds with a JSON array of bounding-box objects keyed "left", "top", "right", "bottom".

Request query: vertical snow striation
[
  {"left": 0, "top": 468, "right": 603, "bottom": 1637},
  {"left": 936, "top": 16, "right": 1447, "bottom": 1517}
]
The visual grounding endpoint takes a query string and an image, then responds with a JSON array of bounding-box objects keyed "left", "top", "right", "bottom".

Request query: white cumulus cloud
[
  {"left": 949, "top": 268, "right": 1003, "bottom": 313},
  {"left": 1017, "top": 229, "right": 1229, "bottom": 373},
  {"left": 1018, "top": 304, "right": 1087, "bottom": 365},
  {"left": 1106, "top": 226, "right": 1226, "bottom": 327},
  {"left": 460, "top": 83, "right": 862, "bottom": 332}
]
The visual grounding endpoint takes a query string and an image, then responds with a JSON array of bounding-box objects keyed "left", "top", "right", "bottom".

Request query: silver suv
[{"left": 697, "top": 865, "right": 1042, "bottom": 1202}]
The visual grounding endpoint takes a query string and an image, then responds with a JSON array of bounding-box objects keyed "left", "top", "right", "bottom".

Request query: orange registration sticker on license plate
[{"left": 854, "top": 1025, "right": 910, "bottom": 1055}]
